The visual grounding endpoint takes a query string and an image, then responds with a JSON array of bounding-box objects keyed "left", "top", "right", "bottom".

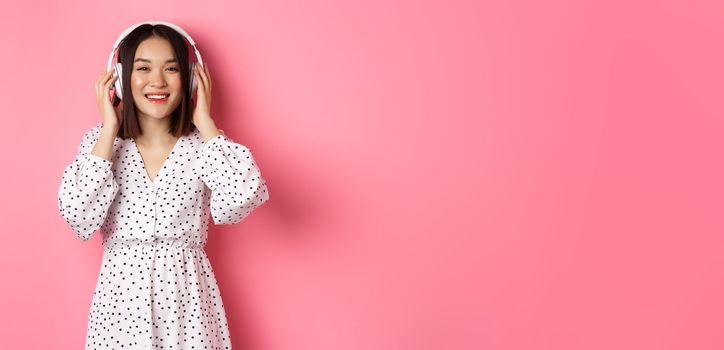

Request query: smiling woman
[
  {"left": 114, "top": 24, "right": 196, "bottom": 139},
  {"left": 130, "top": 37, "right": 184, "bottom": 121},
  {"left": 57, "top": 21, "right": 270, "bottom": 349}
]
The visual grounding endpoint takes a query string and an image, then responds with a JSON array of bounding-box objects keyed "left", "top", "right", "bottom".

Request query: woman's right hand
[{"left": 96, "top": 67, "right": 123, "bottom": 128}]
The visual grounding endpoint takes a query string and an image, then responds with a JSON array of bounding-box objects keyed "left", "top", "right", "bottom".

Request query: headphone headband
[{"left": 106, "top": 20, "right": 203, "bottom": 72}]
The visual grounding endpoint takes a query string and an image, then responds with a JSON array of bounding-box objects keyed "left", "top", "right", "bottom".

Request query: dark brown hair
[{"left": 113, "top": 24, "right": 196, "bottom": 139}]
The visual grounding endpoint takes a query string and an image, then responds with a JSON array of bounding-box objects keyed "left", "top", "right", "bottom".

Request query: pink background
[{"left": 1, "top": 0, "right": 723, "bottom": 349}]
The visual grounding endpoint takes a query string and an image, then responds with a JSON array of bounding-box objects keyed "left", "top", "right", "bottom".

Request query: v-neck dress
[{"left": 57, "top": 122, "right": 270, "bottom": 349}]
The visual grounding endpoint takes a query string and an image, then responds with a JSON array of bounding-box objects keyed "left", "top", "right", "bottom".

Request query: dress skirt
[{"left": 85, "top": 238, "right": 232, "bottom": 349}]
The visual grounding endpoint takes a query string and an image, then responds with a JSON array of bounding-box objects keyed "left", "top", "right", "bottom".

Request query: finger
[
  {"left": 99, "top": 68, "right": 114, "bottom": 88},
  {"left": 106, "top": 67, "right": 116, "bottom": 82},
  {"left": 103, "top": 74, "right": 117, "bottom": 97},
  {"left": 194, "top": 65, "right": 206, "bottom": 91},
  {"left": 104, "top": 71, "right": 116, "bottom": 87},
  {"left": 197, "top": 64, "right": 209, "bottom": 91},
  {"left": 204, "top": 64, "right": 211, "bottom": 91},
  {"left": 96, "top": 74, "right": 103, "bottom": 96},
  {"left": 194, "top": 64, "right": 203, "bottom": 86},
  {"left": 106, "top": 75, "right": 117, "bottom": 92}
]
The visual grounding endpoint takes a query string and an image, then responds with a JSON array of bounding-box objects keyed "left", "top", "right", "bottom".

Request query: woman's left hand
[{"left": 192, "top": 62, "right": 212, "bottom": 125}]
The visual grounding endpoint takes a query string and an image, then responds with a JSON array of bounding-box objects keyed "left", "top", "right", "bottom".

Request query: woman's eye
[{"left": 134, "top": 67, "right": 179, "bottom": 72}]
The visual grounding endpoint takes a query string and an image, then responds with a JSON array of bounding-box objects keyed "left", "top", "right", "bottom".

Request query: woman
[{"left": 57, "top": 22, "right": 269, "bottom": 349}]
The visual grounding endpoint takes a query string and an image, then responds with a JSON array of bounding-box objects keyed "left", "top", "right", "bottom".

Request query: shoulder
[
  {"left": 186, "top": 128, "right": 239, "bottom": 155},
  {"left": 186, "top": 127, "right": 224, "bottom": 146},
  {"left": 79, "top": 122, "right": 124, "bottom": 148},
  {"left": 85, "top": 121, "right": 104, "bottom": 135},
  {"left": 77, "top": 122, "right": 103, "bottom": 144}
]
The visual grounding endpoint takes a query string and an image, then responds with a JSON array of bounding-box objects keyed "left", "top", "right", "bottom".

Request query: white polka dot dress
[{"left": 57, "top": 122, "right": 270, "bottom": 349}]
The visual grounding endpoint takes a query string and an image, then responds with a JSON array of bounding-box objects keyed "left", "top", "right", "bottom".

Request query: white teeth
[{"left": 146, "top": 94, "right": 169, "bottom": 99}]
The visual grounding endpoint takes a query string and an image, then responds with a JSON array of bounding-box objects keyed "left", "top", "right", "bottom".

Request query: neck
[{"left": 135, "top": 114, "right": 175, "bottom": 146}]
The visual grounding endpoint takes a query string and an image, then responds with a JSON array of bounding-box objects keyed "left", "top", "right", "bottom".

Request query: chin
[
  {"left": 134, "top": 98, "right": 182, "bottom": 119},
  {"left": 143, "top": 113, "right": 172, "bottom": 120}
]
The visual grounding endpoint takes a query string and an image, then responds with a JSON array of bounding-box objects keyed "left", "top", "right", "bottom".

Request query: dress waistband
[{"left": 102, "top": 237, "right": 205, "bottom": 251}]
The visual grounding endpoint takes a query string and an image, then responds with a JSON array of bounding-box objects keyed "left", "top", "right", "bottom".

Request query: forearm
[{"left": 91, "top": 123, "right": 119, "bottom": 161}]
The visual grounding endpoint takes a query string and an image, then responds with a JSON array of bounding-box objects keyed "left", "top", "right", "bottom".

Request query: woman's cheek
[{"left": 133, "top": 77, "right": 146, "bottom": 86}]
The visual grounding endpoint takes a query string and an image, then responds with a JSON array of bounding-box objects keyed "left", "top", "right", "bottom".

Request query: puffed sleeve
[
  {"left": 200, "top": 130, "right": 270, "bottom": 225},
  {"left": 57, "top": 123, "right": 120, "bottom": 241}
]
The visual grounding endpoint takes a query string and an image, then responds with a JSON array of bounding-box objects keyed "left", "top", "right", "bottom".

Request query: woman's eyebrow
[{"left": 134, "top": 58, "right": 177, "bottom": 63}]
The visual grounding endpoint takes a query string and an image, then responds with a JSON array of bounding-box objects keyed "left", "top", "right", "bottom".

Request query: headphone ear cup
[
  {"left": 114, "top": 62, "right": 124, "bottom": 99},
  {"left": 189, "top": 62, "right": 197, "bottom": 99}
]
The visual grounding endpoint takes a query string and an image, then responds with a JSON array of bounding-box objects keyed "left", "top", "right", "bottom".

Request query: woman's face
[{"left": 130, "top": 36, "right": 183, "bottom": 120}]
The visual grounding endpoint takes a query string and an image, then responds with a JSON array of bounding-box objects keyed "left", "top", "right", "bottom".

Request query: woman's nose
[{"left": 149, "top": 71, "right": 167, "bottom": 87}]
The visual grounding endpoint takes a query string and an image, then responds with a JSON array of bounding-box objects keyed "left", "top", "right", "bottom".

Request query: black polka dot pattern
[{"left": 57, "top": 122, "right": 270, "bottom": 349}]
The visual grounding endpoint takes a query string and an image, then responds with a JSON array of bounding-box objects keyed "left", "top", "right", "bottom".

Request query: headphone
[{"left": 106, "top": 20, "right": 204, "bottom": 100}]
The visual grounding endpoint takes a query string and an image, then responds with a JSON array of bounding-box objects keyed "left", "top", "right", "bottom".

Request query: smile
[{"left": 145, "top": 94, "right": 170, "bottom": 103}]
